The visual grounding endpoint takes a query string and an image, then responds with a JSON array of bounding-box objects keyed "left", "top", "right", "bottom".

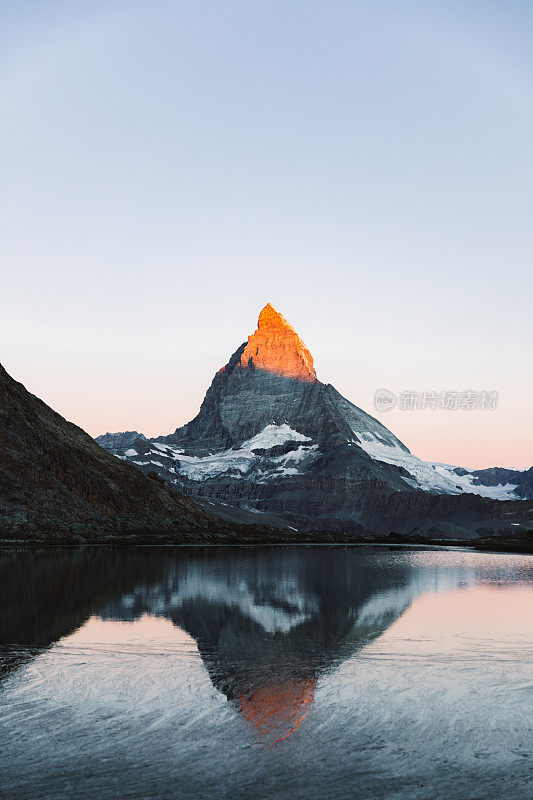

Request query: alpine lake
[{"left": 0, "top": 545, "right": 531, "bottom": 800}]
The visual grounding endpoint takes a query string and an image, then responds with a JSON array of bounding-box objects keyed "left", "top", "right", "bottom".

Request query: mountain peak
[
  {"left": 257, "top": 303, "right": 286, "bottom": 330},
  {"left": 239, "top": 304, "right": 317, "bottom": 382}
]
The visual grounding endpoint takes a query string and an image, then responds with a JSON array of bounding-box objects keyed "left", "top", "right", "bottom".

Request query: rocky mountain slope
[
  {"left": 0, "top": 363, "right": 214, "bottom": 540},
  {"left": 97, "top": 305, "right": 532, "bottom": 539}
]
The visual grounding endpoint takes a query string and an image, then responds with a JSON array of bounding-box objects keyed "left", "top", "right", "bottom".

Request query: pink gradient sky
[{"left": 1, "top": 2, "right": 531, "bottom": 470}]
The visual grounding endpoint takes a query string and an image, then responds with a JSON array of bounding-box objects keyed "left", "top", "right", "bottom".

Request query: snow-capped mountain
[{"left": 97, "top": 304, "right": 531, "bottom": 537}]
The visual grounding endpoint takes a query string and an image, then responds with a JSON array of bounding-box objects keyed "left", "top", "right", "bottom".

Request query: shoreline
[{"left": 0, "top": 532, "right": 531, "bottom": 554}]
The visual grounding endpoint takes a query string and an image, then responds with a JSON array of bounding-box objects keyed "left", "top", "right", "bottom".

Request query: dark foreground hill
[{"left": 0, "top": 363, "right": 214, "bottom": 541}]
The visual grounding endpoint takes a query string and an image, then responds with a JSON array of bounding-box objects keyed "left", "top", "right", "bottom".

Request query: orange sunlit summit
[{"left": 237, "top": 304, "right": 317, "bottom": 382}]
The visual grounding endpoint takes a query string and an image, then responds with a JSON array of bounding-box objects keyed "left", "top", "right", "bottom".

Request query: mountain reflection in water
[
  {"left": 95, "top": 548, "right": 428, "bottom": 743},
  {"left": 0, "top": 546, "right": 531, "bottom": 800}
]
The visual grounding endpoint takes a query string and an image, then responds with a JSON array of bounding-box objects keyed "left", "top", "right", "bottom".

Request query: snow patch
[
  {"left": 245, "top": 423, "right": 312, "bottom": 451},
  {"left": 153, "top": 424, "right": 317, "bottom": 482},
  {"left": 241, "top": 505, "right": 265, "bottom": 514},
  {"left": 356, "top": 432, "right": 519, "bottom": 499}
]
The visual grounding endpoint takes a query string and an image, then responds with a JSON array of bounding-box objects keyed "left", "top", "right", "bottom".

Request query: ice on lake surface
[{"left": 0, "top": 545, "right": 531, "bottom": 800}]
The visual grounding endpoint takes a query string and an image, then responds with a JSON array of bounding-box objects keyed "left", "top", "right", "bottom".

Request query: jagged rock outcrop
[
  {"left": 95, "top": 431, "right": 147, "bottom": 454},
  {"left": 0, "top": 363, "right": 213, "bottom": 539}
]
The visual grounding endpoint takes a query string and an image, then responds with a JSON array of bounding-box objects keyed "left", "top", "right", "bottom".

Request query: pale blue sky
[{"left": 1, "top": 1, "right": 532, "bottom": 467}]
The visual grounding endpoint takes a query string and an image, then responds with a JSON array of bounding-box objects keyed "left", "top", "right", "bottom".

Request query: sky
[{"left": 1, "top": 0, "right": 532, "bottom": 469}]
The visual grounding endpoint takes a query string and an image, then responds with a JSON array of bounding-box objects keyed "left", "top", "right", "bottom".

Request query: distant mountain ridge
[
  {"left": 97, "top": 305, "right": 532, "bottom": 539},
  {"left": 97, "top": 431, "right": 148, "bottom": 453},
  {"left": 452, "top": 465, "right": 533, "bottom": 498}
]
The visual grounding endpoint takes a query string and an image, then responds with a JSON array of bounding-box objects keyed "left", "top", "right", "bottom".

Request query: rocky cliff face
[
  {"left": 97, "top": 305, "right": 532, "bottom": 538},
  {"left": 0, "top": 363, "right": 213, "bottom": 539},
  {"left": 237, "top": 303, "right": 316, "bottom": 382}
]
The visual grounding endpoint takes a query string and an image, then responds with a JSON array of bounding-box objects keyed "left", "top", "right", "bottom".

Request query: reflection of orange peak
[
  {"left": 239, "top": 677, "right": 315, "bottom": 745},
  {"left": 239, "top": 304, "right": 317, "bottom": 382}
]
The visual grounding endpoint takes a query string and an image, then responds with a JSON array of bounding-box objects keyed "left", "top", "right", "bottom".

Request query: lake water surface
[{"left": 0, "top": 546, "right": 531, "bottom": 799}]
